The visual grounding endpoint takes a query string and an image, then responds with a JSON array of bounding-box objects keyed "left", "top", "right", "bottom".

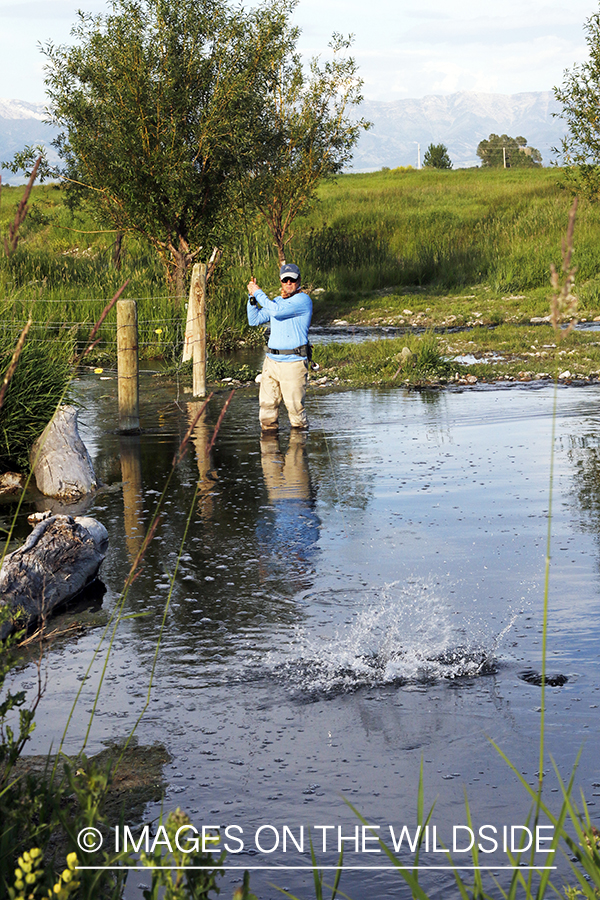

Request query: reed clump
[{"left": 0, "top": 327, "right": 73, "bottom": 472}]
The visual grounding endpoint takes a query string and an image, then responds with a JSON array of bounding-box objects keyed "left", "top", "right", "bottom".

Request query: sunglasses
[{"left": 281, "top": 277, "right": 298, "bottom": 284}]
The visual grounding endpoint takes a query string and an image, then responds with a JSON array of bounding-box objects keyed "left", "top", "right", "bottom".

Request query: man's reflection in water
[
  {"left": 257, "top": 430, "right": 320, "bottom": 587},
  {"left": 187, "top": 400, "right": 217, "bottom": 521}
]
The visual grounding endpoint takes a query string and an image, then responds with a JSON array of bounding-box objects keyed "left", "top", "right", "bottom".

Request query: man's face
[{"left": 281, "top": 277, "right": 299, "bottom": 298}]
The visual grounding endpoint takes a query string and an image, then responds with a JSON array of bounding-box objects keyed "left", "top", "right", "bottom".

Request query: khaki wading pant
[{"left": 259, "top": 355, "right": 308, "bottom": 430}]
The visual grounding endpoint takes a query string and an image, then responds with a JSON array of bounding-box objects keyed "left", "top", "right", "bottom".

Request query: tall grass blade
[
  {"left": 172, "top": 392, "right": 213, "bottom": 466},
  {"left": 78, "top": 278, "right": 130, "bottom": 361},
  {"left": 343, "top": 795, "right": 433, "bottom": 900},
  {"left": 0, "top": 316, "right": 32, "bottom": 411},
  {"left": 3, "top": 156, "right": 41, "bottom": 256},
  {"left": 206, "top": 388, "right": 235, "bottom": 455}
]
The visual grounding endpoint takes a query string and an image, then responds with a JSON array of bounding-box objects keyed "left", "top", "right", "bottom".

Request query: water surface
[{"left": 4, "top": 377, "right": 600, "bottom": 899}]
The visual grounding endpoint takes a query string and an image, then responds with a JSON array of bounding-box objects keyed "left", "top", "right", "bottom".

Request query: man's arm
[
  {"left": 247, "top": 281, "right": 271, "bottom": 326},
  {"left": 257, "top": 291, "right": 312, "bottom": 321}
]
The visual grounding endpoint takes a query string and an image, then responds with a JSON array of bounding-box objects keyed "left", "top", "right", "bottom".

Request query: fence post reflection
[
  {"left": 119, "top": 433, "right": 144, "bottom": 562},
  {"left": 187, "top": 400, "right": 216, "bottom": 519}
]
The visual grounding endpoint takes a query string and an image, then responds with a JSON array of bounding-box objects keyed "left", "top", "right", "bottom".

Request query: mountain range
[
  {"left": 0, "top": 90, "right": 566, "bottom": 182},
  {"left": 354, "top": 90, "right": 565, "bottom": 170},
  {"left": 0, "top": 98, "right": 59, "bottom": 183}
]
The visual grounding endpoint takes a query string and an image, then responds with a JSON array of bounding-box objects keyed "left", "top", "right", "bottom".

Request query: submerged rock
[
  {"left": 30, "top": 405, "right": 98, "bottom": 499},
  {"left": 0, "top": 514, "right": 108, "bottom": 638},
  {"left": 519, "top": 668, "right": 569, "bottom": 687}
]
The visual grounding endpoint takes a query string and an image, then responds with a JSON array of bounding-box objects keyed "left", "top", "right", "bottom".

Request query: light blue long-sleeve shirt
[{"left": 247, "top": 288, "right": 312, "bottom": 361}]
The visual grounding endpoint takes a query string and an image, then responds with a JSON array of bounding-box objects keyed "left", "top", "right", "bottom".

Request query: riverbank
[
  {"left": 309, "top": 322, "right": 600, "bottom": 388},
  {"left": 2, "top": 168, "right": 599, "bottom": 365},
  {"left": 193, "top": 321, "right": 598, "bottom": 391}
]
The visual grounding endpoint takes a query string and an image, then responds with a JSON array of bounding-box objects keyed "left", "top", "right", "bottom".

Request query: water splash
[{"left": 263, "top": 580, "right": 508, "bottom": 698}]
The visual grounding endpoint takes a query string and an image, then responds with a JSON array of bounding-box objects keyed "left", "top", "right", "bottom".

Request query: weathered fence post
[
  {"left": 183, "top": 263, "right": 207, "bottom": 397},
  {"left": 117, "top": 299, "right": 140, "bottom": 433}
]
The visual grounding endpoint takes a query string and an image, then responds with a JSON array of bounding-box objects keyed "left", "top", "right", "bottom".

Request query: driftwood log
[
  {"left": 0, "top": 515, "right": 108, "bottom": 639},
  {"left": 30, "top": 405, "right": 98, "bottom": 499}
]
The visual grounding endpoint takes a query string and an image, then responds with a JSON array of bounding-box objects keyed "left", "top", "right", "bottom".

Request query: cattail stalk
[
  {"left": 78, "top": 279, "right": 130, "bottom": 362},
  {"left": 173, "top": 392, "right": 214, "bottom": 467},
  {"left": 206, "top": 389, "right": 235, "bottom": 456}
]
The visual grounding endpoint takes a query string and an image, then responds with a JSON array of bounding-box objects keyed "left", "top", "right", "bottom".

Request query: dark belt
[{"left": 267, "top": 345, "right": 308, "bottom": 357}]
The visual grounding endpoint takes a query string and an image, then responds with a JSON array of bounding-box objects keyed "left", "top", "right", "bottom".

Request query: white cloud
[
  {"left": 0, "top": 0, "right": 595, "bottom": 104},
  {"left": 293, "top": 0, "right": 593, "bottom": 100}
]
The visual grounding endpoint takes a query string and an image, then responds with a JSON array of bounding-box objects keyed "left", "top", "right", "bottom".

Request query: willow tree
[
  {"left": 43, "top": 0, "right": 294, "bottom": 296},
  {"left": 242, "top": 34, "right": 369, "bottom": 266},
  {"left": 554, "top": 7, "right": 600, "bottom": 200}
]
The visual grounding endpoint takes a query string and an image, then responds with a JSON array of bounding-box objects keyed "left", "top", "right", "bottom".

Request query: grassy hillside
[
  {"left": 0, "top": 168, "right": 598, "bottom": 370},
  {"left": 300, "top": 167, "right": 600, "bottom": 327}
]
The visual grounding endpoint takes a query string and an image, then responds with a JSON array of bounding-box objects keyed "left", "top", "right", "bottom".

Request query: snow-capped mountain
[
  {"left": 0, "top": 90, "right": 567, "bottom": 182},
  {"left": 353, "top": 90, "right": 565, "bottom": 170},
  {"left": 0, "top": 98, "right": 58, "bottom": 182}
]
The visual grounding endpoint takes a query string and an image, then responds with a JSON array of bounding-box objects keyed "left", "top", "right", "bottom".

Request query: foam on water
[{"left": 260, "top": 581, "right": 510, "bottom": 698}]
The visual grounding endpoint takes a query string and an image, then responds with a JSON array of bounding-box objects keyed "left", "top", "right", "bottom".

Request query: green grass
[
  {"left": 2, "top": 168, "right": 600, "bottom": 375},
  {"left": 306, "top": 324, "right": 600, "bottom": 388},
  {"left": 311, "top": 331, "right": 455, "bottom": 386},
  {"left": 294, "top": 167, "right": 600, "bottom": 329},
  {"left": 0, "top": 328, "right": 73, "bottom": 472},
  {"left": 301, "top": 168, "right": 591, "bottom": 295}
]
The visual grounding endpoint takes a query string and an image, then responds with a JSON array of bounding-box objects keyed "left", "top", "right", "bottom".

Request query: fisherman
[{"left": 247, "top": 263, "right": 312, "bottom": 432}]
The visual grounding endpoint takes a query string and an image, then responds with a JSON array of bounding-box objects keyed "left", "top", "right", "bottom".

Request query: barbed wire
[
  {"left": 1, "top": 295, "right": 181, "bottom": 303},
  {"left": 1, "top": 318, "right": 185, "bottom": 329}
]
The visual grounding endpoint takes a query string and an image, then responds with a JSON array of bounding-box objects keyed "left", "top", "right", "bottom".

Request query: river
[{"left": 4, "top": 374, "right": 600, "bottom": 899}]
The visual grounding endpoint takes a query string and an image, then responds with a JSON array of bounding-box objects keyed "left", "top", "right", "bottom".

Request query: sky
[{"left": 0, "top": 0, "right": 596, "bottom": 105}]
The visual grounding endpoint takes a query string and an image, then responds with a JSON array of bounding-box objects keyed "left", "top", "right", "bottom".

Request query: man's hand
[{"left": 247, "top": 277, "right": 259, "bottom": 296}]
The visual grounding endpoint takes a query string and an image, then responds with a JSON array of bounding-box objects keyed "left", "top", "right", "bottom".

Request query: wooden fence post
[
  {"left": 117, "top": 299, "right": 140, "bottom": 433},
  {"left": 185, "top": 263, "right": 207, "bottom": 397}
]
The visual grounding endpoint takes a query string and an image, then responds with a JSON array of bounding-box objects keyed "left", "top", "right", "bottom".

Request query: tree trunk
[
  {"left": 266, "top": 216, "right": 286, "bottom": 266},
  {"left": 165, "top": 250, "right": 188, "bottom": 304},
  {"left": 168, "top": 238, "right": 194, "bottom": 305},
  {"left": 0, "top": 515, "right": 108, "bottom": 638},
  {"left": 112, "top": 231, "right": 123, "bottom": 270},
  {"left": 175, "top": 261, "right": 186, "bottom": 300}
]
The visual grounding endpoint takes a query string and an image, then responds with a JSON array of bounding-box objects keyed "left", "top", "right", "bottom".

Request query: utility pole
[
  {"left": 503, "top": 146, "right": 506, "bottom": 169},
  {"left": 414, "top": 142, "right": 421, "bottom": 170}
]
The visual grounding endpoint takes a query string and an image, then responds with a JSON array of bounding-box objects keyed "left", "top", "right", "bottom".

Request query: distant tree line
[
  {"left": 403, "top": 136, "right": 543, "bottom": 172},
  {"left": 476, "top": 134, "right": 542, "bottom": 168}
]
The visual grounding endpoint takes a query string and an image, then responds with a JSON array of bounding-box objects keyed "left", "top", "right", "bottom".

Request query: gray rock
[
  {"left": 0, "top": 515, "right": 108, "bottom": 638},
  {"left": 30, "top": 406, "right": 97, "bottom": 499}
]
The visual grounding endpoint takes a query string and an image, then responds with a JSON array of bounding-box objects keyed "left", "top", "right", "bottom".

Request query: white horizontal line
[{"left": 76, "top": 865, "right": 557, "bottom": 872}]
